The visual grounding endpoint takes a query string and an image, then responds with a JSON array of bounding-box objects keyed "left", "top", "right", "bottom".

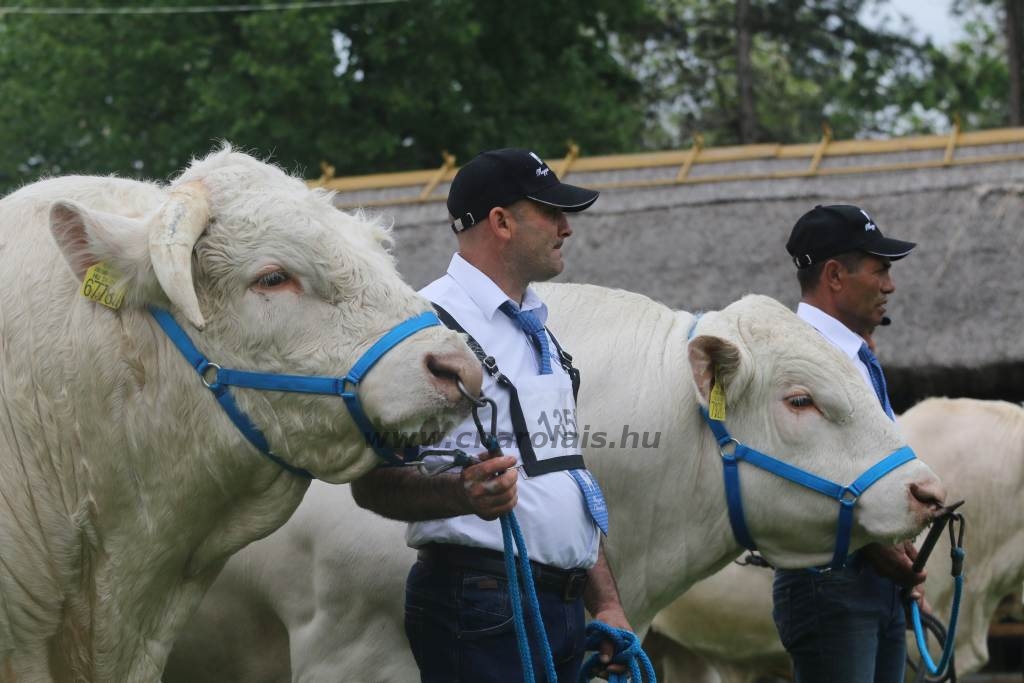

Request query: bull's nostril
[
  {"left": 425, "top": 354, "right": 448, "bottom": 379},
  {"left": 909, "top": 482, "right": 945, "bottom": 510},
  {"left": 424, "top": 353, "right": 483, "bottom": 399}
]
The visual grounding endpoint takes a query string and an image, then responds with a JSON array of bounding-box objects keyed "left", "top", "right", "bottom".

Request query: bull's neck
[
  {"left": 597, "top": 408, "right": 741, "bottom": 630},
  {"left": 581, "top": 317, "right": 741, "bottom": 631},
  {"left": 57, "top": 315, "right": 314, "bottom": 680}
]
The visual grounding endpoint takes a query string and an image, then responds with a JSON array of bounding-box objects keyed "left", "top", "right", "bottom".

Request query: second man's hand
[{"left": 459, "top": 451, "right": 518, "bottom": 520}]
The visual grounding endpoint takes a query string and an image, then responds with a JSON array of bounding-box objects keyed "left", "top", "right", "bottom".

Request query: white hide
[
  {"left": 165, "top": 283, "right": 944, "bottom": 682},
  {"left": 648, "top": 397, "right": 1024, "bottom": 682},
  {"left": 0, "top": 146, "right": 480, "bottom": 683}
]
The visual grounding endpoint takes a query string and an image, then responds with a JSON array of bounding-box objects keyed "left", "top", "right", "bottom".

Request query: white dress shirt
[{"left": 406, "top": 253, "right": 600, "bottom": 569}]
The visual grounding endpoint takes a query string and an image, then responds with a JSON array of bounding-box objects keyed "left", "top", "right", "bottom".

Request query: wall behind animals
[{"left": 341, "top": 149, "right": 1024, "bottom": 412}]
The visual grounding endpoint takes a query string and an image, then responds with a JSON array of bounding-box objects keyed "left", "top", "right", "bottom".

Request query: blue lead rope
[
  {"left": 579, "top": 621, "right": 656, "bottom": 682},
  {"left": 910, "top": 561, "right": 964, "bottom": 678},
  {"left": 500, "top": 511, "right": 558, "bottom": 683},
  {"left": 908, "top": 511, "right": 967, "bottom": 680}
]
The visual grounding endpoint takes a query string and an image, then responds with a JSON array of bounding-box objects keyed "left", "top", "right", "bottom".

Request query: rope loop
[{"left": 579, "top": 621, "right": 657, "bottom": 682}]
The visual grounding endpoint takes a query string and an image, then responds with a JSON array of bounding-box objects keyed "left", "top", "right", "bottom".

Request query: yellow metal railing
[{"left": 313, "top": 125, "right": 1024, "bottom": 207}]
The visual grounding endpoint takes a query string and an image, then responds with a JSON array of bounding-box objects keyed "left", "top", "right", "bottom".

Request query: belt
[{"left": 417, "top": 543, "right": 589, "bottom": 602}]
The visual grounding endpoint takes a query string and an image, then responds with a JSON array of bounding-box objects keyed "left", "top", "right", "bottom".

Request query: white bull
[
  {"left": 0, "top": 146, "right": 481, "bottom": 682},
  {"left": 648, "top": 397, "right": 1024, "bottom": 682},
  {"left": 165, "top": 283, "right": 945, "bottom": 682}
]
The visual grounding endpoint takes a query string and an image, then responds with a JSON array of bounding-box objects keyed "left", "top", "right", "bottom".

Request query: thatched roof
[{"left": 333, "top": 139, "right": 1024, "bottom": 410}]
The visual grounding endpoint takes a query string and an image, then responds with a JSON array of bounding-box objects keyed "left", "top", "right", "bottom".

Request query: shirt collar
[
  {"left": 796, "top": 302, "right": 864, "bottom": 360},
  {"left": 446, "top": 253, "right": 548, "bottom": 323}
]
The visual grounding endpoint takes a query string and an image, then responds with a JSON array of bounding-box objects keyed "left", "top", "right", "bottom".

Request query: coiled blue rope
[
  {"left": 501, "top": 511, "right": 558, "bottom": 683},
  {"left": 910, "top": 547, "right": 965, "bottom": 678},
  {"left": 579, "top": 621, "right": 657, "bottom": 682}
]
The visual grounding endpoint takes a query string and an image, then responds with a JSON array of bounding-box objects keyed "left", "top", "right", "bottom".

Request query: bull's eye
[
  {"left": 255, "top": 270, "right": 290, "bottom": 289},
  {"left": 787, "top": 395, "right": 814, "bottom": 409}
]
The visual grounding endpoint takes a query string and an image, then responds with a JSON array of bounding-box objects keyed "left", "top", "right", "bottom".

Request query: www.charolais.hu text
[{"left": 368, "top": 426, "right": 662, "bottom": 450}]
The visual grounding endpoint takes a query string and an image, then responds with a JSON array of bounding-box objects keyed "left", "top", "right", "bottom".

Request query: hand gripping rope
[
  {"left": 579, "top": 621, "right": 656, "bottom": 683},
  {"left": 906, "top": 501, "right": 967, "bottom": 683},
  {"left": 438, "top": 381, "right": 654, "bottom": 682}
]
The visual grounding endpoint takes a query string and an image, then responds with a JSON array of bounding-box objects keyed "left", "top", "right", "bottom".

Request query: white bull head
[
  {"left": 687, "top": 295, "right": 944, "bottom": 569},
  {"left": 46, "top": 146, "right": 481, "bottom": 482}
]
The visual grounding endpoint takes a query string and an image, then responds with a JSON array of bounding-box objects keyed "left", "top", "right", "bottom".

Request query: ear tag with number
[
  {"left": 708, "top": 373, "right": 727, "bottom": 421},
  {"left": 80, "top": 263, "right": 126, "bottom": 310}
]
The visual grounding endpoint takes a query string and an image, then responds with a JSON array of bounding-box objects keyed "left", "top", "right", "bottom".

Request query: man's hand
[
  {"left": 862, "top": 541, "right": 926, "bottom": 588},
  {"left": 458, "top": 451, "right": 518, "bottom": 520},
  {"left": 589, "top": 607, "right": 633, "bottom": 678}
]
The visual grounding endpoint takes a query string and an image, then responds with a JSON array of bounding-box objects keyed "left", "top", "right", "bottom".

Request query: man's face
[
  {"left": 835, "top": 254, "right": 895, "bottom": 333},
  {"left": 506, "top": 200, "right": 573, "bottom": 283}
]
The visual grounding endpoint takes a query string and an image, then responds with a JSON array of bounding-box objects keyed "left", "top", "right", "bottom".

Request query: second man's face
[{"left": 837, "top": 254, "right": 895, "bottom": 333}]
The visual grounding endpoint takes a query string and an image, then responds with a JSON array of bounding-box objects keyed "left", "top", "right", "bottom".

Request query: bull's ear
[
  {"left": 50, "top": 200, "right": 151, "bottom": 285},
  {"left": 688, "top": 335, "right": 749, "bottom": 407}
]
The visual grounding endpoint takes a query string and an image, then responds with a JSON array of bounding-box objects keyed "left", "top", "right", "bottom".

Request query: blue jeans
[
  {"left": 404, "top": 559, "right": 587, "bottom": 682},
  {"left": 773, "top": 560, "right": 906, "bottom": 683}
]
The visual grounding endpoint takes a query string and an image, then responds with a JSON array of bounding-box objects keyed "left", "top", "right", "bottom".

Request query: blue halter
[
  {"left": 687, "top": 313, "right": 918, "bottom": 570},
  {"left": 150, "top": 306, "right": 441, "bottom": 477},
  {"left": 699, "top": 408, "right": 917, "bottom": 570}
]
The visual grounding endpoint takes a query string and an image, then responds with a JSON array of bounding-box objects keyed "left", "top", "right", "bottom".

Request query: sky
[{"left": 861, "top": 0, "right": 962, "bottom": 46}]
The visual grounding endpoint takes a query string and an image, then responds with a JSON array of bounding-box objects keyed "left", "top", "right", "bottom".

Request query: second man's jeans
[{"left": 773, "top": 558, "right": 907, "bottom": 683}]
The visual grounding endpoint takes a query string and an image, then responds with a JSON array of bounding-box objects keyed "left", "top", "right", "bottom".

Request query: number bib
[{"left": 513, "top": 371, "right": 585, "bottom": 476}]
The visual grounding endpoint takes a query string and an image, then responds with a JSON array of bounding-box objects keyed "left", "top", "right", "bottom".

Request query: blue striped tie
[
  {"left": 858, "top": 343, "right": 894, "bottom": 420},
  {"left": 568, "top": 469, "right": 609, "bottom": 535},
  {"left": 499, "top": 301, "right": 608, "bottom": 534},
  {"left": 499, "top": 301, "right": 552, "bottom": 375}
]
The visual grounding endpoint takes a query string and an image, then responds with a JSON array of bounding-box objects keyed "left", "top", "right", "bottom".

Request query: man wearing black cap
[
  {"left": 774, "top": 204, "right": 927, "bottom": 683},
  {"left": 352, "top": 149, "right": 631, "bottom": 682}
]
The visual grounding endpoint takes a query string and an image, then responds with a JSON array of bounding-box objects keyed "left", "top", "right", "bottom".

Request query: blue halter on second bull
[
  {"left": 687, "top": 313, "right": 919, "bottom": 570},
  {"left": 150, "top": 306, "right": 442, "bottom": 477}
]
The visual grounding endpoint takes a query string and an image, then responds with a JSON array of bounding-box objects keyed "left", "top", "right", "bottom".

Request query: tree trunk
[
  {"left": 736, "top": 0, "right": 757, "bottom": 142},
  {"left": 1008, "top": 0, "right": 1023, "bottom": 125}
]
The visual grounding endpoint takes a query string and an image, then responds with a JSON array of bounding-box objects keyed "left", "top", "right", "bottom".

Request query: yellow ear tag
[
  {"left": 708, "top": 374, "right": 727, "bottom": 421},
  {"left": 80, "top": 263, "right": 126, "bottom": 310}
]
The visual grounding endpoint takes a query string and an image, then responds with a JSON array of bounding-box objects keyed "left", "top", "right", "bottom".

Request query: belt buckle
[{"left": 563, "top": 572, "right": 587, "bottom": 602}]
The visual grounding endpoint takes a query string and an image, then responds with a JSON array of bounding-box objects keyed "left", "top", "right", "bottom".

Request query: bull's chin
[
  {"left": 759, "top": 549, "right": 836, "bottom": 570},
  {"left": 857, "top": 516, "right": 929, "bottom": 546}
]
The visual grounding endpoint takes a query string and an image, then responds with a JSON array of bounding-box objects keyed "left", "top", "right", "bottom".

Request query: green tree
[
  {"left": 939, "top": 0, "right": 1018, "bottom": 126},
  {"left": 624, "top": 0, "right": 935, "bottom": 147},
  {"left": 0, "top": 0, "right": 649, "bottom": 192}
]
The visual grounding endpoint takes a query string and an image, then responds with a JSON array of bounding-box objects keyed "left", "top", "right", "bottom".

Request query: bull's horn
[{"left": 148, "top": 181, "right": 209, "bottom": 329}]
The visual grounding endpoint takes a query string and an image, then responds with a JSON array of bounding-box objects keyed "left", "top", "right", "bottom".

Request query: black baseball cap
[
  {"left": 447, "top": 148, "right": 599, "bottom": 232},
  {"left": 786, "top": 204, "right": 916, "bottom": 269}
]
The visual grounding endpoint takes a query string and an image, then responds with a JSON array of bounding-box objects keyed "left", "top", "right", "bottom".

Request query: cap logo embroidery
[
  {"left": 860, "top": 209, "right": 877, "bottom": 231},
  {"left": 528, "top": 151, "right": 551, "bottom": 177}
]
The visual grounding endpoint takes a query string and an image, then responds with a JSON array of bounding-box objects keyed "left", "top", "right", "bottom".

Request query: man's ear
[
  {"left": 485, "top": 206, "right": 513, "bottom": 243},
  {"left": 823, "top": 259, "right": 844, "bottom": 291}
]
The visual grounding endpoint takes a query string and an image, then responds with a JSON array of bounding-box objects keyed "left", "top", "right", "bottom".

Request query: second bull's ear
[
  {"left": 50, "top": 200, "right": 155, "bottom": 299},
  {"left": 688, "top": 334, "right": 751, "bottom": 409}
]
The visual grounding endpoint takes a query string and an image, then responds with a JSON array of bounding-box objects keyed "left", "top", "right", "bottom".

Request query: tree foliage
[
  {"left": 0, "top": 0, "right": 1017, "bottom": 192},
  {"left": 622, "top": 0, "right": 938, "bottom": 148},
  {"left": 0, "top": 0, "right": 649, "bottom": 192}
]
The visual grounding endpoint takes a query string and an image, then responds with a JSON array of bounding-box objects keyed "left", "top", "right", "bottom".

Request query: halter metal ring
[
  {"left": 718, "top": 437, "right": 740, "bottom": 458},
  {"left": 456, "top": 378, "right": 488, "bottom": 408},
  {"left": 200, "top": 362, "right": 222, "bottom": 388}
]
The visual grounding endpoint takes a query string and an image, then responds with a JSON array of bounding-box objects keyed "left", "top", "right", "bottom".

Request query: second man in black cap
[{"left": 775, "top": 204, "right": 928, "bottom": 683}]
